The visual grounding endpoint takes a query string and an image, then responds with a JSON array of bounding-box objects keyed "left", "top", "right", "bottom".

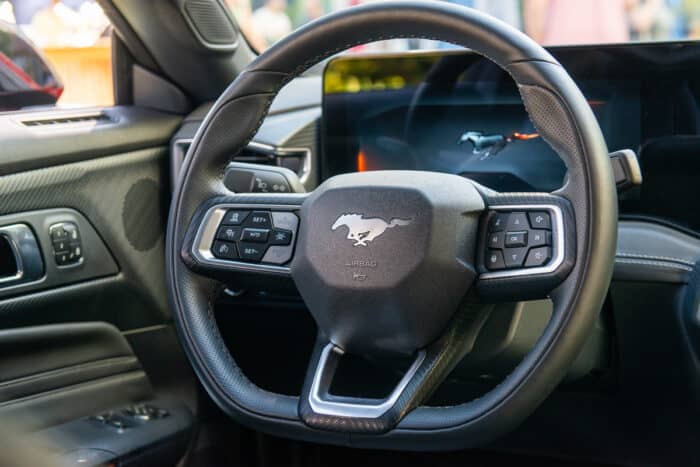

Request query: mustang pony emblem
[{"left": 331, "top": 213, "right": 412, "bottom": 247}]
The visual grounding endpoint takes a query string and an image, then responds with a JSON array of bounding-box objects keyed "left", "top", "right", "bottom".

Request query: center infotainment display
[{"left": 322, "top": 50, "right": 641, "bottom": 192}]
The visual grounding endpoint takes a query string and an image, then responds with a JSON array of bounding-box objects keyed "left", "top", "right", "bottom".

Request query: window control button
[
  {"left": 504, "top": 248, "right": 528, "bottom": 268},
  {"left": 241, "top": 228, "right": 269, "bottom": 243},
  {"left": 50, "top": 225, "right": 67, "bottom": 241},
  {"left": 244, "top": 211, "right": 272, "bottom": 229},
  {"left": 55, "top": 252, "right": 71, "bottom": 266},
  {"left": 67, "top": 242, "right": 82, "bottom": 261},
  {"left": 212, "top": 240, "right": 238, "bottom": 260},
  {"left": 506, "top": 212, "right": 529, "bottom": 231},
  {"left": 270, "top": 229, "right": 293, "bottom": 246},
  {"left": 529, "top": 230, "right": 551, "bottom": 247},
  {"left": 238, "top": 242, "right": 267, "bottom": 262},
  {"left": 505, "top": 231, "right": 527, "bottom": 247},
  {"left": 486, "top": 250, "right": 506, "bottom": 270},
  {"left": 221, "top": 210, "right": 249, "bottom": 226},
  {"left": 50, "top": 222, "right": 83, "bottom": 266},
  {"left": 528, "top": 211, "right": 551, "bottom": 229},
  {"left": 216, "top": 226, "right": 240, "bottom": 242},
  {"left": 63, "top": 223, "right": 80, "bottom": 241},
  {"left": 488, "top": 213, "right": 508, "bottom": 232},
  {"left": 53, "top": 239, "right": 70, "bottom": 253},
  {"left": 525, "top": 247, "right": 551, "bottom": 267},
  {"left": 487, "top": 232, "right": 504, "bottom": 249}
]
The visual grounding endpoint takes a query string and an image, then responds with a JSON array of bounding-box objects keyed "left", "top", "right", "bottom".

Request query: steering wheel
[{"left": 166, "top": 1, "right": 617, "bottom": 450}]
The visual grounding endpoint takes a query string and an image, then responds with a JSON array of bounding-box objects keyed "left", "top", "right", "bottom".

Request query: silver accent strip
[
  {"left": 308, "top": 343, "right": 426, "bottom": 419},
  {"left": 480, "top": 204, "right": 565, "bottom": 279},
  {"left": 192, "top": 203, "right": 298, "bottom": 275}
]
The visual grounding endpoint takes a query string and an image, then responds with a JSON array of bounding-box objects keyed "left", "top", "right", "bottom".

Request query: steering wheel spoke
[
  {"left": 299, "top": 305, "right": 492, "bottom": 433},
  {"left": 181, "top": 196, "right": 305, "bottom": 279},
  {"left": 475, "top": 192, "right": 576, "bottom": 302}
]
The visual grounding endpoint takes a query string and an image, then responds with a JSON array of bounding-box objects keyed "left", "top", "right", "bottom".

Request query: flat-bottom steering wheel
[{"left": 166, "top": 1, "right": 617, "bottom": 450}]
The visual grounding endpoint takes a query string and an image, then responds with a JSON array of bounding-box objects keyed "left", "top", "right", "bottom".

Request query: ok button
[{"left": 241, "top": 228, "right": 269, "bottom": 243}]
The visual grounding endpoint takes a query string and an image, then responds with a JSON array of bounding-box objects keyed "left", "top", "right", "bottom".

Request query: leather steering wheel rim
[{"left": 166, "top": 1, "right": 617, "bottom": 450}]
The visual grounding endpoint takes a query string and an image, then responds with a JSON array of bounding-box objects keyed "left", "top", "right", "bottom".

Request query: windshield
[{"left": 225, "top": 0, "right": 700, "bottom": 52}]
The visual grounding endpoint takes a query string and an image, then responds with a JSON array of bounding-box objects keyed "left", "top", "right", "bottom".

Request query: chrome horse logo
[{"left": 331, "top": 213, "right": 412, "bottom": 247}]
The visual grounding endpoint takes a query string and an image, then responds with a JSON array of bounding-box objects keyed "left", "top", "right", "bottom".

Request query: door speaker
[{"left": 122, "top": 178, "right": 163, "bottom": 252}]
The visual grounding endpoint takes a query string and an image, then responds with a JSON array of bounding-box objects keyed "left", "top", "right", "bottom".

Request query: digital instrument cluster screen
[{"left": 322, "top": 50, "right": 641, "bottom": 193}]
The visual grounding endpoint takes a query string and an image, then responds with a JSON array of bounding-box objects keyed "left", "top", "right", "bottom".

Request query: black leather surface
[
  {"left": 0, "top": 322, "right": 153, "bottom": 431},
  {"left": 614, "top": 221, "right": 699, "bottom": 283},
  {"left": 166, "top": 1, "right": 617, "bottom": 449}
]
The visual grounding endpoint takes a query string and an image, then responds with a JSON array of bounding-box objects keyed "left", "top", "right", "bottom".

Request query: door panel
[
  {"left": 0, "top": 105, "right": 197, "bottom": 466},
  {"left": 0, "top": 322, "right": 152, "bottom": 431},
  {"left": 0, "top": 145, "right": 169, "bottom": 329}
]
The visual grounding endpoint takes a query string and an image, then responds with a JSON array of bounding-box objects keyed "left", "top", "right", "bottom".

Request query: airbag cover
[{"left": 291, "top": 171, "right": 484, "bottom": 354}]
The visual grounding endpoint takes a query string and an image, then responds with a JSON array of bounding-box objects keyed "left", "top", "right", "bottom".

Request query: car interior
[{"left": 0, "top": 1, "right": 698, "bottom": 466}]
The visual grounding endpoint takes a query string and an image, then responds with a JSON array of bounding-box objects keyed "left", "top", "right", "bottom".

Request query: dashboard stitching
[
  {"left": 617, "top": 252, "right": 696, "bottom": 266},
  {"left": 615, "top": 258, "right": 693, "bottom": 271}
]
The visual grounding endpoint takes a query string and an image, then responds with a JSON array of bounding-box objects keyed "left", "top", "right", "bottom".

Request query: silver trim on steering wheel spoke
[
  {"left": 480, "top": 204, "right": 566, "bottom": 280},
  {"left": 308, "top": 343, "right": 426, "bottom": 419}
]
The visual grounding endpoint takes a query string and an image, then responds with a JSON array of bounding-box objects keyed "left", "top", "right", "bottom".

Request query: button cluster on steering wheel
[
  {"left": 211, "top": 209, "right": 296, "bottom": 265},
  {"left": 486, "top": 210, "right": 553, "bottom": 271}
]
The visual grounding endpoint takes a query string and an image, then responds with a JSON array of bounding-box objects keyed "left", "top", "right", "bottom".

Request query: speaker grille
[
  {"left": 184, "top": 0, "right": 238, "bottom": 46},
  {"left": 122, "top": 178, "right": 163, "bottom": 252}
]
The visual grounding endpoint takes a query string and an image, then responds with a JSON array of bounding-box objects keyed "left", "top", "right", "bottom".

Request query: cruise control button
[
  {"left": 241, "top": 228, "right": 269, "bottom": 243},
  {"left": 212, "top": 241, "right": 238, "bottom": 259},
  {"left": 504, "top": 248, "right": 527, "bottom": 268},
  {"left": 221, "top": 210, "right": 249, "bottom": 226},
  {"left": 528, "top": 211, "right": 551, "bottom": 229},
  {"left": 216, "top": 226, "right": 241, "bottom": 242},
  {"left": 488, "top": 213, "right": 508, "bottom": 232},
  {"left": 238, "top": 242, "right": 267, "bottom": 262},
  {"left": 245, "top": 211, "right": 272, "bottom": 229},
  {"left": 529, "top": 230, "right": 551, "bottom": 247},
  {"left": 486, "top": 250, "right": 506, "bottom": 270},
  {"left": 271, "top": 211, "right": 299, "bottom": 231},
  {"left": 506, "top": 212, "right": 529, "bottom": 231},
  {"left": 270, "top": 229, "right": 292, "bottom": 246},
  {"left": 505, "top": 231, "right": 527, "bottom": 247},
  {"left": 488, "top": 232, "right": 504, "bottom": 249},
  {"left": 525, "top": 247, "right": 552, "bottom": 267}
]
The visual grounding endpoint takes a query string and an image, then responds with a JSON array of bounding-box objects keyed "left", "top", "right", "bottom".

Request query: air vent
[{"left": 22, "top": 113, "right": 111, "bottom": 127}]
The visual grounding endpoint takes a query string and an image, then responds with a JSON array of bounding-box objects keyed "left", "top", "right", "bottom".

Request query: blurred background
[
  {"left": 0, "top": 0, "right": 111, "bottom": 107},
  {"left": 3, "top": 0, "right": 700, "bottom": 107},
  {"left": 226, "top": 0, "right": 700, "bottom": 51}
]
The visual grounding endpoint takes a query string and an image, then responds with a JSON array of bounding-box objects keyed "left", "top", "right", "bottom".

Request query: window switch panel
[{"left": 50, "top": 222, "right": 83, "bottom": 267}]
